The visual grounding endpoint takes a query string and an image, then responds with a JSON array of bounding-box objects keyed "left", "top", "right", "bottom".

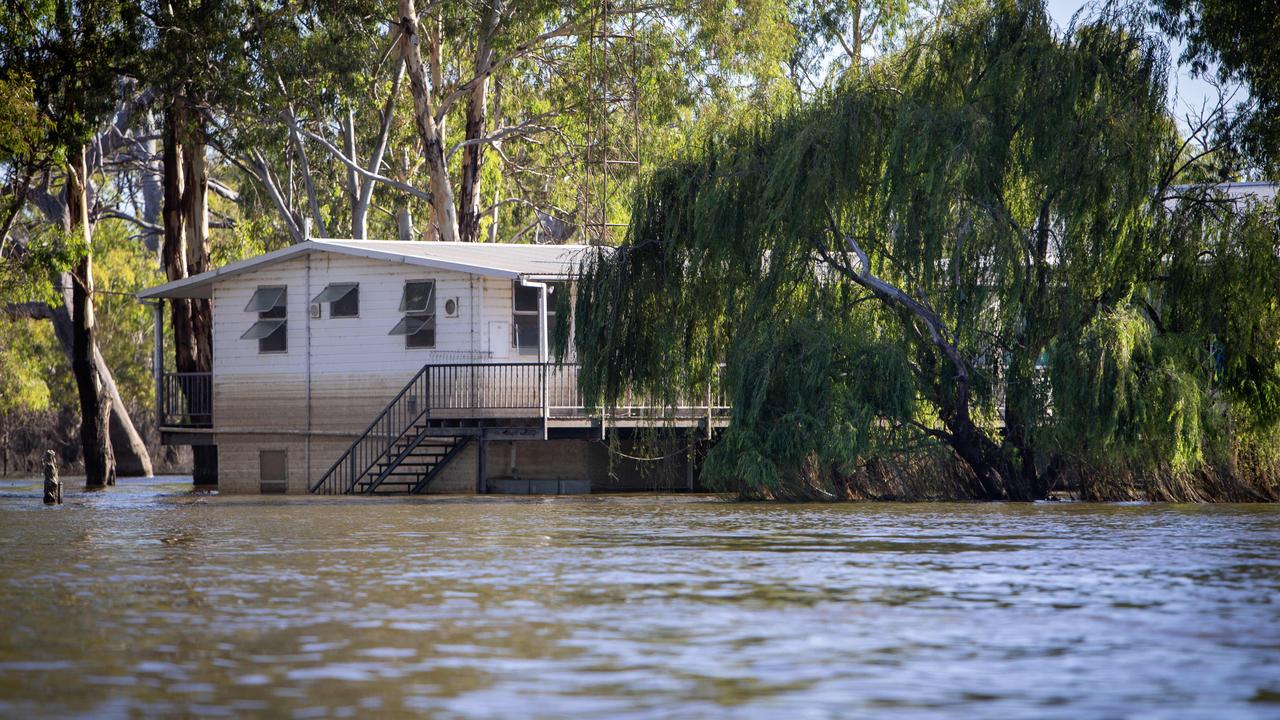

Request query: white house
[{"left": 138, "top": 239, "right": 725, "bottom": 495}]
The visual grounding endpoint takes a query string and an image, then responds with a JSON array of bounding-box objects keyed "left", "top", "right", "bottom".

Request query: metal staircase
[{"left": 308, "top": 364, "right": 472, "bottom": 495}]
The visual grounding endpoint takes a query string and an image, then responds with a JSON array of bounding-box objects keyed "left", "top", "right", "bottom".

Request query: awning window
[
  {"left": 244, "top": 287, "right": 285, "bottom": 313},
  {"left": 388, "top": 315, "right": 435, "bottom": 336},
  {"left": 241, "top": 318, "right": 287, "bottom": 340},
  {"left": 399, "top": 281, "right": 435, "bottom": 313},
  {"left": 311, "top": 283, "right": 357, "bottom": 304}
]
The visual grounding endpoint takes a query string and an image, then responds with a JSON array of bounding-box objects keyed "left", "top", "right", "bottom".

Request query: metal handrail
[
  {"left": 160, "top": 372, "right": 213, "bottom": 427},
  {"left": 308, "top": 364, "right": 434, "bottom": 495},
  {"left": 308, "top": 362, "right": 730, "bottom": 495}
]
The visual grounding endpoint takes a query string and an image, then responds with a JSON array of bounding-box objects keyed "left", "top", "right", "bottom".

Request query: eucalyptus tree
[
  {"left": 139, "top": 0, "right": 258, "bottom": 484},
  {"left": 572, "top": 1, "right": 1277, "bottom": 501},
  {"left": 0, "top": 0, "right": 146, "bottom": 486},
  {"left": 787, "top": 0, "right": 911, "bottom": 93},
  {"left": 385, "top": 0, "right": 794, "bottom": 243}
]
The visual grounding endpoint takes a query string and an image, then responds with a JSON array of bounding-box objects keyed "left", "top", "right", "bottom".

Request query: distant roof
[
  {"left": 1169, "top": 181, "right": 1278, "bottom": 202},
  {"left": 138, "top": 239, "right": 604, "bottom": 300}
]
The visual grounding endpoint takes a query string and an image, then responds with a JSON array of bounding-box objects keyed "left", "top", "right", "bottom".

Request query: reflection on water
[{"left": 0, "top": 477, "right": 1278, "bottom": 718}]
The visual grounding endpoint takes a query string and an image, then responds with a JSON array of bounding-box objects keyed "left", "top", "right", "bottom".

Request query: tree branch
[
  {"left": 295, "top": 123, "right": 433, "bottom": 203},
  {"left": 97, "top": 208, "right": 162, "bottom": 234},
  {"left": 281, "top": 106, "right": 328, "bottom": 238},
  {"left": 446, "top": 115, "right": 558, "bottom": 161},
  {"left": 245, "top": 148, "right": 304, "bottom": 244}
]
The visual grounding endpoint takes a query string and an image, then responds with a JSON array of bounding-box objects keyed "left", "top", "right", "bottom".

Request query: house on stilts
[{"left": 139, "top": 239, "right": 727, "bottom": 495}]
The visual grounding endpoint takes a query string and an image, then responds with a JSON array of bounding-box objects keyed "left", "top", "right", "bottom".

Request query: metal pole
[
  {"left": 519, "top": 277, "right": 551, "bottom": 436},
  {"left": 477, "top": 431, "right": 487, "bottom": 494},
  {"left": 151, "top": 301, "right": 164, "bottom": 426}
]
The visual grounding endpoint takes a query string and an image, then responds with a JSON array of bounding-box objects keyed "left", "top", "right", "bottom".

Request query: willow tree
[{"left": 572, "top": 1, "right": 1247, "bottom": 500}]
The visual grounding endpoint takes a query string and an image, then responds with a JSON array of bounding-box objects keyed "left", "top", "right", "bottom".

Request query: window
[
  {"left": 259, "top": 449, "right": 288, "bottom": 494},
  {"left": 312, "top": 283, "right": 358, "bottom": 318},
  {"left": 242, "top": 286, "right": 287, "bottom": 353},
  {"left": 512, "top": 281, "right": 565, "bottom": 356},
  {"left": 390, "top": 280, "right": 435, "bottom": 348}
]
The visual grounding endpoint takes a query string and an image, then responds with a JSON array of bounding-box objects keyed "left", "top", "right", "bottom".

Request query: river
[{"left": 0, "top": 476, "right": 1277, "bottom": 718}]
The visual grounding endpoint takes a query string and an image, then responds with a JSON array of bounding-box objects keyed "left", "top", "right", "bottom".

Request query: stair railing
[{"left": 308, "top": 365, "right": 433, "bottom": 495}]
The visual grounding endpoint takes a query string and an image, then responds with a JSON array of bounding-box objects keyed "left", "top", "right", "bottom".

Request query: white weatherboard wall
[
  {"left": 213, "top": 251, "right": 492, "bottom": 380},
  {"left": 206, "top": 249, "right": 579, "bottom": 493},
  {"left": 211, "top": 251, "right": 495, "bottom": 492}
]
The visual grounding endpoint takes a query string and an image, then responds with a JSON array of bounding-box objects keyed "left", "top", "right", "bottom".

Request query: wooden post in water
[{"left": 43, "top": 450, "right": 62, "bottom": 505}]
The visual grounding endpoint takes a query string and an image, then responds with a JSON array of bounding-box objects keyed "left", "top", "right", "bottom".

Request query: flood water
[{"left": 0, "top": 477, "right": 1277, "bottom": 719}]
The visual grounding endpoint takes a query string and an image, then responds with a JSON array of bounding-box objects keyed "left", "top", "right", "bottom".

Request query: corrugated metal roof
[{"left": 138, "top": 240, "right": 606, "bottom": 299}]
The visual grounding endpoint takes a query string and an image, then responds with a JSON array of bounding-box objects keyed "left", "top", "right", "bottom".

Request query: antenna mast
[{"left": 581, "top": 0, "right": 642, "bottom": 245}]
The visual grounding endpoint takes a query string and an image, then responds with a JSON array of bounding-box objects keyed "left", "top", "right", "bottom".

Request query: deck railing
[
  {"left": 160, "top": 372, "right": 213, "bottom": 427},
  {"left": 308, "top": 362, "right": 729, "bottom": 495},
  {"left": 419, "top": 362, "right": 729, "bottom": 417}
]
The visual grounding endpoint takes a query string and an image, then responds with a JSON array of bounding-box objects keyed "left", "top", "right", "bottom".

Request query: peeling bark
[{"left": 399, "top": 0, "right": 460, "bottom": 242}]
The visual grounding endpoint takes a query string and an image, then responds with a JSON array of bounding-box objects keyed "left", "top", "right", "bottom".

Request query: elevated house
[{"left": 139, "top": 240, "right": 726, "bottom": 495}]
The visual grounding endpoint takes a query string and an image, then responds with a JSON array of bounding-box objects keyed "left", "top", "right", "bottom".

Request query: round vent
[{"left": 444, "top": 298, "right": 458, "bottom": 317}]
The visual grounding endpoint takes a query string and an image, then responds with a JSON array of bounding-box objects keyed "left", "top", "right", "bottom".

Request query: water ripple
[{"left": 0, "top": 481, "right": 1277, "bottom": 718}]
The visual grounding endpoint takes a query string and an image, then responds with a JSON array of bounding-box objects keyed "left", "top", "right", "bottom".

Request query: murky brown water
[{"left": 0, "top": 477, "right": 1277, "bottom": 718}]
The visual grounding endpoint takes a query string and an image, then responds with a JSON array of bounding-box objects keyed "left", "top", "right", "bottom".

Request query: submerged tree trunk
[
  {"left": 164, "top": 93, "right": 218, "bottom": 484},
  {"left": 67, "top": 147, "right": 116, "bottom": 488},
  {"left": 399, "top": 0, "right": 460, "bottom": 242},
  {"left": 16, "top": 295, "right": 153, "bottom": 476}
]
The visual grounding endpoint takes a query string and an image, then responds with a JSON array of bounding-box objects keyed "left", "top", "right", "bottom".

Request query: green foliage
[
  {"left": 1153, "top": 0, "right": 1280, "bottom": 170},
  {"left": 575, "top": 0, "right": 1280, "bottom": 499},
  {"left": 90, "top": 220, "right": 165, "bottom": 409},
  {"left": 0, "top": 0, "right": 144, "bottom": 156},
  {"left": 0, "top": 226, "right": 85, "bottom": 305},
  {"left": 1163, "top": 199, "right": 1280, "bottom": 426},
  {"left": 1048, "top": 307, "right": 1211, "bottom": 471},
  {"left": 0, "top": 71, "right": 50, "bottom": 164},
  {"left": 0, "top": 219, "right": 161, "bottom": 424},
  {"left": 0, "top": 318, "right": 55, "bottom": 415}
]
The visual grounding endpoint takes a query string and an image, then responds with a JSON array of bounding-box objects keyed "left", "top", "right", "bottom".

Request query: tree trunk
[
  {"left": 833, "top": 233, "right": 1013, "bottom": 499},
  {"left": 352, "top": 45, "right": 405, "bottom": 240},
  {"left": 181, "top": 106, "right": 213, "bottom": 373},
  {"left": 181, "top": 100, "right": 217, "bottom": 484},
  {"left": 164, "top": 93, "right": 219, "bottom": 485},
  {"left": 458, "top": 1, "right": 498, "bottom": 243},
  {"left": 139, "top": 109, "right": 165, "bottom": 253},
  {"left": 1002, "top": 201, "right": 1055, "bottom": 501},
  {"left": 396, "top": 205, "right": 415, "bottom": 241},
  {"left": 67, "top": 147, "right": 116, "bottom": 488},
  {"left": 851, "top": 0, "right": 863, "bottom": 69},
  {"left": 399, "top": 0, "right": 460, "bottom": 242},
  {"left": 343, "top": 108, "right": 362, "bottom": 236},
  {"left": 27, "top": 296, "right": 152, "bottom": 476},
  {"left": 17, "top": 167, "right": 152, "bottom": 477}
]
